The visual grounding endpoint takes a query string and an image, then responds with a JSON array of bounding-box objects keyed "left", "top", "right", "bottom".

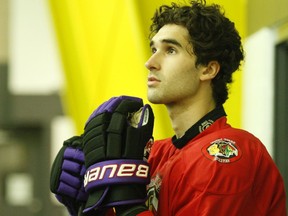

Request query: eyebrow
[{"left": 150, "top": 39, "right": 183, "bottom": 48}]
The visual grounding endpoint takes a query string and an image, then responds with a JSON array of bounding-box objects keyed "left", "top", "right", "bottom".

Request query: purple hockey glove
[
  {"left": 82, "top": 96, "right": 154, "bottom": 213},
  {"left": 50, "top": 136, "right": 88, "bottom": 216}
]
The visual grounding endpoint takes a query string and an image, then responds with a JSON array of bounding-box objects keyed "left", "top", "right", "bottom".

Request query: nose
[{"left": 145, "top": 53, "right": 160, "bottom": 71}]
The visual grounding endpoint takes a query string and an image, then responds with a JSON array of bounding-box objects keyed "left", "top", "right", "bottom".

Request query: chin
[
  {"left": 147, "top": 93, "right": 163, "bottom": 104},
  {"left": 148, "top": 99, "right": 162, "bottom": 104},
  {"left": 147, "top": 97, "right": 158, "bottom": 104}
]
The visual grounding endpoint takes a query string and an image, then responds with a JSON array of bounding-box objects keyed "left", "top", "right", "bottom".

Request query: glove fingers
[
  {"left": 85, "top": 96, "right": 141, "bottom": 127},
  {"left": 84, "top": 97, "right": 144, "bottom": 162},
  {"left": 50, "top": 135, "right": 88, "bottom": 216},
  {"left": 84, "top": 132, "right": 106, "bottom": 167},
  {"left": 84, "top": 113, "right": 111, "bottom": 167},
  {"left": 106, "top": 110, "right": 127, "bottom": 158},
  {"left": 84, "top": 112, "right": 111, "bottom": 133},
  {"left": 51, "top": 145, "right": 85, "bottom": 192},
  {"left": 114, "top": 99, "right": 143, "bottom": 115},
  {"left": 60, "top": 170, "right": 82, "bottom": 187},
  {"left": 63, "top": 147, "right": 85, "bottom": 163},
  {"left": 58, "top": 181, "right": 80, "bottom": 198},
  {"left": 85, "top": 97, "right": 118, "bottom": 126},
  {"left": 85, "top": 146, "right": 106, "bottom": 168},
  {"left": 62, "top": 159, "right": 83, "bottom": 174},
  {"left": 63, "top": 135, "right": 83, "bottom": 147},
  {"left": 106, "top": 132, "right": 122, "bottom": 158},
  {"left": 50, "top": 146, "right": 66, "bottom": 192},
  {"left": 106, "top": 100, "right": 143, "bottom": 158}
]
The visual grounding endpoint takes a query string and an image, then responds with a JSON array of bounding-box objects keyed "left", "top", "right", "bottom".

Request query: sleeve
[{"left": 251, "top": 146, "right": 287, "bottom": 215}]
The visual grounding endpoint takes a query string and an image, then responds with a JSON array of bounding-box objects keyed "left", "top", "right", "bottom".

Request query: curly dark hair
[{"left": 149, "top": 0, "right": 244, "bottom": 106}]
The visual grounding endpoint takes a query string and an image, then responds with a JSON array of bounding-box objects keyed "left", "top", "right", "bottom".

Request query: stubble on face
[{"left": 146, "top": 24, "right": 202, "bottom": 107}]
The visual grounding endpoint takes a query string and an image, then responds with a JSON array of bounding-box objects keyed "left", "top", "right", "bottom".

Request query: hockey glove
[
  {"left": 82, "top": 96, "right": 154, "bottom": 213},
  {"left": 50, "top": 136, "right": 88, "bottom": 216}
]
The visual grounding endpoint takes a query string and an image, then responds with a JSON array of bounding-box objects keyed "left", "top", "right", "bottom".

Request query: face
[{"left": 145, "top": 24, "right": 206, "bottom": 106}]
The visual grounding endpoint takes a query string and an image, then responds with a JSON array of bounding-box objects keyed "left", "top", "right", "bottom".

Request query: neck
[{"left": 166, "top": 97, "right": 216, "bottom": 138}]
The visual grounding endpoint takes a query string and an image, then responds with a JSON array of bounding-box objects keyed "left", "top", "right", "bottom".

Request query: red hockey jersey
[{"left": 143, "top": 115, "right": 287, "bottom": 216}]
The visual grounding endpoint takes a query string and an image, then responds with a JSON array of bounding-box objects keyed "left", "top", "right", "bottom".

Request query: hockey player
[{"left": 50, "top": 0, "right": 287, "bottom": 215}]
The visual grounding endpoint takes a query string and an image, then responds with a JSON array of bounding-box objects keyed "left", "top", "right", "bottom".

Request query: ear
[{"left": 200, "top": 61, "right": 220, "bottom": 81}]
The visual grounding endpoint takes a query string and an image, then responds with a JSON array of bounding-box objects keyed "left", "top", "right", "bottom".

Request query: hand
[
  {"left": 82, "top": 96, "right": 154, "bottom": 213},
  {"left": 50, "top": 136, "right": 88, "bottom": 216}
]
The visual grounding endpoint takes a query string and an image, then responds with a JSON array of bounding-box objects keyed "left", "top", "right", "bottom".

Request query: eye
[
  {"left": 167, "top": 47, "right": 176, "bottom": 54},
  {"left": 151, "top": 47, "right": 157, "bottom": 54}
]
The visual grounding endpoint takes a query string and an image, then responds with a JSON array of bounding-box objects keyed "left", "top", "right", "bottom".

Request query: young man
[
  {"left": 51, "top": 0, "right": 287, "bottom": 215},
  {"left": 142, "top": 1, "right": 287, "bottom": 215}
]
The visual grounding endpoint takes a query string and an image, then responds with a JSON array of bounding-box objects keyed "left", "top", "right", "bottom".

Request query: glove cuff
[{"left": 84, "top": 159, "right": 150, "bottom": 192}]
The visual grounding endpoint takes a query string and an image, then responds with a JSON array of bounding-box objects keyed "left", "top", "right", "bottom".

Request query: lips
[
  {"left": 147, "top": 76, "right": 161, "bottom": 86},
  {"left": 148, "top": 76, "right": 160, "bottom": 82}
]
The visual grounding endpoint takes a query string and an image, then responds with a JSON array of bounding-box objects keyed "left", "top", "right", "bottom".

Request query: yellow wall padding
[{"left": 48, "top": 0, "right": 246, "bottom": 139}]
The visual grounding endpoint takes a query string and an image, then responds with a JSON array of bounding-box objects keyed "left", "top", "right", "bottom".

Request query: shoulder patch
[{"left": 202, "top": 138, "right": 242, "bottom": 163}]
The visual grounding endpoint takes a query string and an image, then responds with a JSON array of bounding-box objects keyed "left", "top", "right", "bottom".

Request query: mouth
[{"left": 147, "top": 76, "right": 161, "bottom": 86}]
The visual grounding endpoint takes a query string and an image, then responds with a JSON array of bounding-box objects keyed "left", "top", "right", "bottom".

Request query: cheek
[
  {"left": 173, "top": 67, "right": 200, "bottom": 93},
  {"left": 162, "top": 57, "right": 200, "bottom": 90},
  {"left": 171, "top": 65, "right": 198, "bottom": 86}
]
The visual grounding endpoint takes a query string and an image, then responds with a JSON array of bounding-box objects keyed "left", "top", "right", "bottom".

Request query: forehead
[{"left": 151, "top": 24, "right": 190, "bottom": 45}]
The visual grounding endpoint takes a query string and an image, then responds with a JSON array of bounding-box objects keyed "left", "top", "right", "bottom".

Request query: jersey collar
[{"left": 172, "top": 106, "right": 226, "bottom": 149}]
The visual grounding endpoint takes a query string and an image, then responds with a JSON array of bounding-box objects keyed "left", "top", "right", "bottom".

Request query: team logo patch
[{"left": 202, "top": 138, "right": 242, "bottom": 163}]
